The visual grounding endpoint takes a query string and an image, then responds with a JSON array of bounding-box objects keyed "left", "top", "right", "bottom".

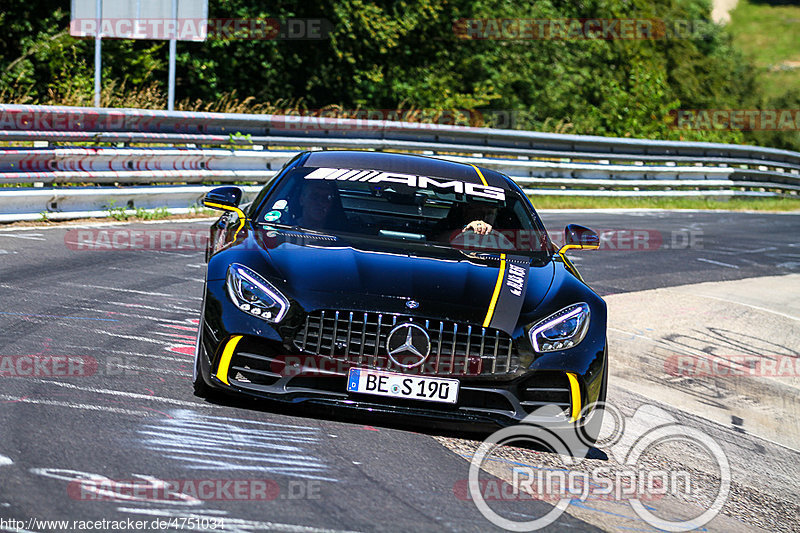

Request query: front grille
[
  {"left": 293, "top": 310, "right": 518, "bottom": 375},
  {"left": 519, "top": 373, "right": 572, "bottom": 417},
  {"left": 230, "top": 350, "right": 282, "bottom": 387}
]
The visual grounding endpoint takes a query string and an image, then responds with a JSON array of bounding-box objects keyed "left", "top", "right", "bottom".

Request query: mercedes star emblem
[{"left": 386, "top": 323, "right": 431, "bottom": 369}]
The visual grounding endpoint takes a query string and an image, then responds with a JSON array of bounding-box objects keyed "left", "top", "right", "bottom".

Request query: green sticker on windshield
[{"left": 264, "top": 210, "right": 282, "bottom": 222}]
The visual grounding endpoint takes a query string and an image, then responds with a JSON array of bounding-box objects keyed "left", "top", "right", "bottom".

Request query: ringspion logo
[{"left": 467, "top": 403, "right": 730, "bottom": 531}]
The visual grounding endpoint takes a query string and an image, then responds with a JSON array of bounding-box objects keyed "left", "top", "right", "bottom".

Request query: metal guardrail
[
  {"left": 0, "top": 185, "right": 262, "bottom": 223},
  {"left": 1, "top": 104, "right": 799, "bottom": 221}
]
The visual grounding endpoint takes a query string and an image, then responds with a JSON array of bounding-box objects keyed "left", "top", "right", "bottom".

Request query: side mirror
[
  {"left": 203, "top": 186, "right": 243, "bottom": 210},
  {"left": 561, "top": 224, "right": 599, "bottom": 252}
]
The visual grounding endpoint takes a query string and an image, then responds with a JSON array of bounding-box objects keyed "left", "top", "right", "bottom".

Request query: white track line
[
  {"left": 663, "top": 289, "right": 800, "bottom": 322},
  {"left": 0, "top": 394, "right": 158, "bottom": 417},
  {"left": 697, "top": 257, "right": 739, "bottom": 269},
  {"left": 0, "top": 233, "right": 45, "bottom": 240},
  {"left": 34, "top": 380, "right": 204, "bottom": 408}
]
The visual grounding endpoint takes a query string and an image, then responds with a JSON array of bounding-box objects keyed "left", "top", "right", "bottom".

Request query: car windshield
[{"left": 255, "top": 166, "right": 550, "bottom": 254}]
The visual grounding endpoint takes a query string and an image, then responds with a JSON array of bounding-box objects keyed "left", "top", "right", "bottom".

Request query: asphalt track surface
[{"left": 0, "top": 210, "right": 797, "bottom": 532}]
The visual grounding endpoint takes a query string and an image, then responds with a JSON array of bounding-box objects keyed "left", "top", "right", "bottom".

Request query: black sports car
[{"left": 194, "top": 150, "right": 607, "bottom": 434}]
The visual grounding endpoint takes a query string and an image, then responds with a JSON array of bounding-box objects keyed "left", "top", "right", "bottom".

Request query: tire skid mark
[
  {"left": 69, "top": 306, "right": 197, "bottom": 324},
  {"left": 60, "top": 282, "right": 201, "bottom": 301},
  {"left": 91, "top": 330, "right": 168, "bottom": 345},
  {"left": 138, "top": 411, "right": 338, "bottom": 482},
  {"left": 155, "top": 332, "right": 198, "bottom": 341},
  {"left": 0, "top": 311, "right": 119, "bottom": 322},
  {"left": 157, "top": 322, "right": 199, "bottom": 359},
  {"left": 59, "top": 344, "right": 185, "bottom": 360},
  {"left": 0, "top": 291, "right": 198, "bottom": 329},
  {"left": 163, "top": 324, "right": 200, "bottom": 332}
]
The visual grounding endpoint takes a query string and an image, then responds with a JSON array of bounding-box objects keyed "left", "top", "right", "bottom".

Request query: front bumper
[
  {"left": 198, "top": 331, "right": 607, "bottom": 431},
  {"left": 197, "top": 277, "right": 607, "bottom": 431}
]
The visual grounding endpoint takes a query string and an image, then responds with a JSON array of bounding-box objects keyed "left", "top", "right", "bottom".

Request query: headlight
[
  {"left": 528, "top": 303, "right": 590, "bottom": 352},
  {"left": 226, "top": 263, "right": 289, "bottom": 323}
]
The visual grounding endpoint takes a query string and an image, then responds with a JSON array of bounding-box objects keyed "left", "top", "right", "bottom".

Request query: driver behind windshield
[
  {"left": 274, "top": 179, "right": 348, "bottom": 232},
  {"left": 431, "top": 201, "right": 498, "bottom": 242},
  {"left": 297, "top": 180, "right": 337, "bottom": 229},
  {"left": 461, "top": 203, "right": 497, "bottom": 235}
]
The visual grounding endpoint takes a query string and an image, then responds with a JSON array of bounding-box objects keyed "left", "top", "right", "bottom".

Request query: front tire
[
  {"left": 193, "top": 284, "right": 212, "bottom": 398},
  {"left": 578, "top": 349, "right": 609, "bottom": 448},
  {"left": 193, "top": 339, "right": 212, "bottom": 398}
]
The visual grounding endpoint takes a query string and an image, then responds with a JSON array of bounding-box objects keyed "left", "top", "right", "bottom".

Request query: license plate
[{"left": 346, "top": 368, "right": 459, "bottom": 404}]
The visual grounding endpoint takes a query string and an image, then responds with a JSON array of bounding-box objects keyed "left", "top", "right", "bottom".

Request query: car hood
[{"left": 252, "top": 229, "right": 554, "bottom": 330}]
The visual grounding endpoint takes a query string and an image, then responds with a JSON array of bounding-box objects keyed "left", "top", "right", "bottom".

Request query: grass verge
[
  {"left": 528, "top": 195, "right": 800, "bottom": 211},
  {"left": 728, "top": 0, "right": 800, "bottom": 101}
]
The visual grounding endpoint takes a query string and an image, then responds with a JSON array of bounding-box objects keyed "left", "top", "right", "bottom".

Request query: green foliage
[
  {"left": 103, "top": 201, "right": 171, "bottom": 221},
  {"left": 528, "top": 194, "right": 800, "bottom": 211},
  {"left": 104, "top": 200, "right": 130, "bottom": 221},
  {"left": 229, "top": 131, "right": 253, "bottom": 144},
  {"left": 134, "top": 206, "right": 171, "bottom": 220},
  {"left": 189, "top": 204, "right": 218, "bottom": 217}
]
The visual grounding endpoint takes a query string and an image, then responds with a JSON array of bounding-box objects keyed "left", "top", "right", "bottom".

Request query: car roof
[{"left": 301, "top": 150, "right": 511, "bottom": 189}]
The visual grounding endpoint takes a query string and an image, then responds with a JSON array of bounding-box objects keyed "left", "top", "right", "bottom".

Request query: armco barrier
[
  {"left": 0, "top": 185, "right": 262, "bottom": 223},
  {"left": 0, "top": 104, "right": 798, "bottom": 221}
]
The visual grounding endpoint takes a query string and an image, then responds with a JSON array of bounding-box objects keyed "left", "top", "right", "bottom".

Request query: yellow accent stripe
[
  {"left": 203, "top": 202, "right": 247, "bottom": 240},
  {"left": 559, "top": 244, "right": 599, "bottom": 253},
  {"left": 561, "top": 254, "right": 584, "bottom": 283},
  {"left": 557, "top": 244, "right": 598, "bottom": 283},
  {"left": 482, "top": 253, "right": 506, "bottom": 327},
  {"left": 566, "top": 372, "right": 582, "bottom": 423},
  {"left": 469, "top": 164, "right": 489, "bottom": 187},
  {"left": 215, "top": 335, "right": 243, "bottom": 385}
]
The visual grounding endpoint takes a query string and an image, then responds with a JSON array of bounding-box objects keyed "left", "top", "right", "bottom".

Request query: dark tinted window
[{"left": 255, "top": 167, "right": 550, "bottom": 253}]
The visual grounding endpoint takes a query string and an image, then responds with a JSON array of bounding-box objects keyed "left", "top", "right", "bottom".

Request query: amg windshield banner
[{"left": 304, "top": 167, "right": 506, "bottom": 201}]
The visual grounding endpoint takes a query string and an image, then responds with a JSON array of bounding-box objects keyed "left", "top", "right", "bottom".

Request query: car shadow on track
[{"left": 195, "top": 390, "right": 609, "bottom": 461}]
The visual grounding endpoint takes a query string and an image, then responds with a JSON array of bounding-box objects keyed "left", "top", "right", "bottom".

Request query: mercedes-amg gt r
[{"left": 194, "top": 150, "right": 607, "bottom": 433}]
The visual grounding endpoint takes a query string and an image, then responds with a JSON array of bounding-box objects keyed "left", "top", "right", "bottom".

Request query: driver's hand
[{"left": 463, "top": 220, "right": 493, "bottom": 235}]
